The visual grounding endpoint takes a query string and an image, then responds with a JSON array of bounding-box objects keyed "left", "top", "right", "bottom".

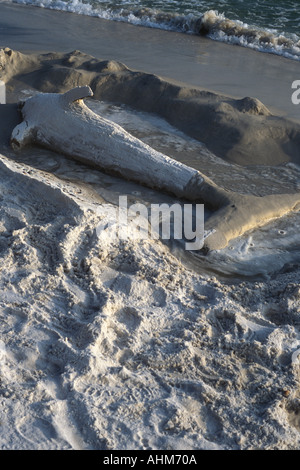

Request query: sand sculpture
[{"left": 10, "top": 86, "right": 300, "bottom": 251}]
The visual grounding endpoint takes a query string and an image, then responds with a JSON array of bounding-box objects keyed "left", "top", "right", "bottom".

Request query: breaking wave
[{"left": 199, "top": 10, "right": 300, "bottom": 61}]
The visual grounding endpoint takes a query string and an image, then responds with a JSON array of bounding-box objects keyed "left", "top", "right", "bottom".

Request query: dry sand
[{"left": 0, "top": 3, "right": 300, "bottom": 451}]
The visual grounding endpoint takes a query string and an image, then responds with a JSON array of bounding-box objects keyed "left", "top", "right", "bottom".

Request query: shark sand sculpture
[{"left": 10, "top": 86, "right": 300, "bottom": 251}]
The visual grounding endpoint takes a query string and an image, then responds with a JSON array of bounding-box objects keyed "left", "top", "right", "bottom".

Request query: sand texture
[
  {"left": 1, "top": 43, "right": 300, "bottom": 451},
  {"left": 0, "top": 151, "right": 300, "bottom": 450}
]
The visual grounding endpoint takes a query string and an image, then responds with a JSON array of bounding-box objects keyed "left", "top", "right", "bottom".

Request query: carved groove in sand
[{"left": 10, "top": 86, "right": 300, "bottom": 251}]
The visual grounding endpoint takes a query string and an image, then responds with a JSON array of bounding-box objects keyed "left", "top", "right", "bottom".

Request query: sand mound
[{"left": 2, "top": 48, "right": 300, "bottom": 166}]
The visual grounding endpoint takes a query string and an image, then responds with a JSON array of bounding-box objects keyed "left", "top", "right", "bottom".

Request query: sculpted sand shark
[{"left": 10, "top": 85, "right": 300, "bottom": 251}]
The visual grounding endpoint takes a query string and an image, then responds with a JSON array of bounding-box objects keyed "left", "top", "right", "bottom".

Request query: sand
[{"left": 1, "top": 3, "right": 300, "bottom": 451}]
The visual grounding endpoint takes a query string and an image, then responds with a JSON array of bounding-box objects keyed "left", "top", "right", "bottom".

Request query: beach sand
[{"left": 1, "top": 2, "right": 300, "bottom": 451}]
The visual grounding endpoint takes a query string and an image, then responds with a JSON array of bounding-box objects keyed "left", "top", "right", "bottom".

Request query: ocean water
[{"left": 8, "top": 0, "right": 300, "bottom": 60}]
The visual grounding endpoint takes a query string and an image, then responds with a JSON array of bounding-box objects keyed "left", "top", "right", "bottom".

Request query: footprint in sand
[
  {"left": 15, "top": 415, "right": 59, "bottom": 449},
  {"left": 115, "top": 307, "right": 141, "bottom": 332}
]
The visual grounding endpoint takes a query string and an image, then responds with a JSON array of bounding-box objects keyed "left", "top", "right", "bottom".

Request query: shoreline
[{"left": 1, "top": 2, "right": 300, "bottom": 122}]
